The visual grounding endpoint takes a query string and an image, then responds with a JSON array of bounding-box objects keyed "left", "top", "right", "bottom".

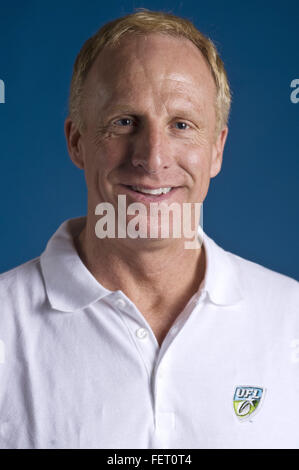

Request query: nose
[{"left": 130, "top": 123, "right": 173, "bottom": 174}]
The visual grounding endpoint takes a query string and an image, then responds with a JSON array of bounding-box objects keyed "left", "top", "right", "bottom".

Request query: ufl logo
[{"left": 233, "top": 386, "right": 265, "bottom": 421}]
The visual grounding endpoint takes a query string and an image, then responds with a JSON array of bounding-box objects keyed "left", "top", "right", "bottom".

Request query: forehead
[{"left": 82, "top": 33, "right": 216, "bottom": 116}]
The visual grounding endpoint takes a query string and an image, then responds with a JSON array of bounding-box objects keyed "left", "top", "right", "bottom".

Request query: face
[{"left": 65, "top": 33, "right": 228, "bottom": 242}]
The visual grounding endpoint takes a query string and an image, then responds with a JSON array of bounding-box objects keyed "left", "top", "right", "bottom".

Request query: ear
[
  {"left": 210, "top": 126, "right": 229, "bottom": 178},
  {"left": 64, "top": 117, "right": 85, "bottom": 170}
]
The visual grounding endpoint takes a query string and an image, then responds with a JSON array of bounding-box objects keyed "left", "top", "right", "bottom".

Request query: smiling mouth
[{"left": 127, "top": 185, "right": 173, "bottom": 195}]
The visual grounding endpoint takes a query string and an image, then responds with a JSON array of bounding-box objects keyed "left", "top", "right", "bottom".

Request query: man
[{"left": 0, "top": 10, "right": 298, "bottom": 449}]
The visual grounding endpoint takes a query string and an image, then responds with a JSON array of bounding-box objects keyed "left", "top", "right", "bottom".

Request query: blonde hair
[{"left": 69, "top": 9, "right": 231, "bottom": 136}]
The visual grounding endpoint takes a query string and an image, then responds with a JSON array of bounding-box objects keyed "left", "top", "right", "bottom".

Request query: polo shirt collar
[
  {"left": 200, "top": 230, "right": 243, "bottom": 305},
  {"left": 40, "top": 217, "right": 243, "bottom": 313},
  {"left": 40, "top": 217, "right": 112, "bottom": 312}
]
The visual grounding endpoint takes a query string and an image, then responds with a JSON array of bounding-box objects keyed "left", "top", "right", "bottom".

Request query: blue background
[{"left": 0, "top": 0, "right": 298, "bottom": 279}]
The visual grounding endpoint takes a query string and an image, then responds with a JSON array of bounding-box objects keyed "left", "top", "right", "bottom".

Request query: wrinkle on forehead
[{"left": 82, "top": 33, "right": 216, "bottom": 126}]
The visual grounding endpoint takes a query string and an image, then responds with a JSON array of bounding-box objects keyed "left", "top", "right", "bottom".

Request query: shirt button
[
  {"left": 115, "top": 298, "right": 126, "bottom": 309},
  {"left": 136, "top": 327, "right": 148, "bottom": 339}
]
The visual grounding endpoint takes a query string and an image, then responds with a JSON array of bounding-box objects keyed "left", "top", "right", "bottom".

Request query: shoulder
[
  {"left": 0, "top": 257, "right": 46, "bottom": 312},
  {"left": 0, "top": 256, "right": 41, "bottom": 283},
  {"left": 225, "top": 247, "right": 299, "bottom": 307},
  {"left": 227, "top": 248, "right": 298, "bottom": 287},
  {"left": 205, "top": 232, "right": 298, "bottom": 308}
]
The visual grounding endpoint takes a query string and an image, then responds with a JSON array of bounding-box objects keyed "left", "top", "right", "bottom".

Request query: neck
[{"left": 75, "top": 215, "right": 206, "bottom": 310}]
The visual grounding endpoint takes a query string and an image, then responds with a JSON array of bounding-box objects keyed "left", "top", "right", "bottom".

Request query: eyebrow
[
  {"left": 105, "top": 106, "right": 141, "bottom": 117},
  {"left": 101, "top": 103, "right": 205, "bottom": 122}
]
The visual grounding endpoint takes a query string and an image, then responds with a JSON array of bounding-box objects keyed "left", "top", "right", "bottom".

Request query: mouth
[
  {"left": 128, "top": 185, "right": 173, "bottom": 195},
  {"left": 120, "top": 184, "right": 181, "bottom": 202}
]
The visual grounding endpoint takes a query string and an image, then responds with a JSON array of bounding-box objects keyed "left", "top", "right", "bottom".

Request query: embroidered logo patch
[{"left": 233, "top": 386, "right": 265, "bottom": 421}]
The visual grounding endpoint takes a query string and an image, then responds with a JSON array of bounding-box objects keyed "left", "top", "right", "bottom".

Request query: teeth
[{"left": 131, "top": 186, "right": 172, "bottom": 195}]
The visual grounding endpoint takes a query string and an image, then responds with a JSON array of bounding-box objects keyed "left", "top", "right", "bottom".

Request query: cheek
[
  {"left": 180, "top": 146, "right": 213, "bottom": 203},
  {"left": 177, "top": 128, "right": 213, "bottom": 173},
  {"left": 85, "top": 138, "right": 126, "bottom": 180},
  {"left": 182, "top": 147, "right": 212, "bottom": 178},
  {"left": 184, "top": 152, "right": 203, "bottom": 168}
]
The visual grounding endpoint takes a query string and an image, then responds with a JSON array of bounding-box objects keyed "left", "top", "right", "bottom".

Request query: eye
[
  {"left": 174, "top": 121, "right": 190, "bottom": 130},
  {"left": 114, "top": 118, "right": 134, "bottom": 127}
]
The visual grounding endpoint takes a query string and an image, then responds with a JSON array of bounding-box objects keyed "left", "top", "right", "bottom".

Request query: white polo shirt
[{"left": 0, "top": 216, "right": 298, "bottom": 449}]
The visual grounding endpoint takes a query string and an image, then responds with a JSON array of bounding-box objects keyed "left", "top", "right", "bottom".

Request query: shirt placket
[
  {"left": 109, "top": 291, "right": 160, "bottom": 379},
  {"left": 109, "top": 288, "right": 207, "bottom": 447},
  {"left": 151, "top": 290, "right": 207, "bottom": 447}
]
